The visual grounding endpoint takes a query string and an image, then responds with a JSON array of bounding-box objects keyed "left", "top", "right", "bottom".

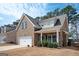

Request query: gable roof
[
  {"left": 24, "top": 14, "right": 41, "bottom": 28},
  {"left": 16, "top": 13, "right": 68, "bottom": 31},
  {"left": 16, "top": 13, "right": 41, "bottom": 31},
  {"left": 39, "top": 14, "right": 68, "bottom": 27},
  {"left": 35, "top": 14, "right": 68, "bottom": 33}
]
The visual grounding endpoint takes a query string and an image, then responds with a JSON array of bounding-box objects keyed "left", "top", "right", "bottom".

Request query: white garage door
[{"left": 18, "top": 36, "right": 32, "bottom": 47}]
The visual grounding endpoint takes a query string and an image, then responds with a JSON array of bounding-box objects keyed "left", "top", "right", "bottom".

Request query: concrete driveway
[{"left": 0, "top": 44, "right": 27, "bottom": 51}]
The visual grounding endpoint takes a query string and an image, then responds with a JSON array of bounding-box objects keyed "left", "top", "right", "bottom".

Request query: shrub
[
  {"left": 37, "top": 40, "right": 42, "bottom": 47},
  {"left": 53, "top": 42, "right": 58, "bottom": 48},
  {"left": 48, "top": 43, "right": 53, "bottom": 48},
  {"left": 48, "top": 42, "right": 58, "bottom": 48},
  {"left": 51, "top": 43, "right": 54, "bottom": 48},
  {"left": 47, "top": 41, "right": 53, "bottom": 48},
  {"left": 37, "top": 39, "right": 58, "bottom": 48},
  {"left": 42, "top": 39, "right": 48, "bottom": 47}
]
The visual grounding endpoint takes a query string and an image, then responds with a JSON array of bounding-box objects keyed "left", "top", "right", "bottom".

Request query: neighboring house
[
  {"left": 0, "top": 13, "right": 68, "bottom": 47},
  {"left": 0, "top": 25, "right": 16, "bottom": 43}
]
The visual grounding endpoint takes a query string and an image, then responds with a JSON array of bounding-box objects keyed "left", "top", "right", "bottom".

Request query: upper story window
[
  {"left": 21, "top": 22, "right": 24, "bottom": 29},
  {"left": 21, "top": 21, "right": 27, "bottom": 29},
  {"left": 24, "top": 21, "right": 27, "bottom": 28},
  {"left": 54, "top": 19, "right": 61, "bottom": 26}
]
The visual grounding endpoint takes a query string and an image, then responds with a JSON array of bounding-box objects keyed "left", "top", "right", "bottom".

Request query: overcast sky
[{"left": 0, "top": 3, "right": 79, "bottom": 26}]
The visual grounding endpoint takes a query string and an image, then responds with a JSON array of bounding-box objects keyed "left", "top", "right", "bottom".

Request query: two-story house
[{"left": 0, "top": 13, "right": 68, "bottom": 47}]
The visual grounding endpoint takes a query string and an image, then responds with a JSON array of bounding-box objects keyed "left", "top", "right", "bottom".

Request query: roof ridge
[{"left": 24, "top": 13, "right": 35, "bottom": 20}]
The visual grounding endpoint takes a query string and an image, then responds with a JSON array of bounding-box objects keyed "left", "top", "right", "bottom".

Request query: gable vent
[{"left": 54, "top": 19, "right": 61, "bottom": 26}]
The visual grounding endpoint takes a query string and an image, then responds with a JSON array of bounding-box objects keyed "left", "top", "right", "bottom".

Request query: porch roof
[
  {"left": 34, "top": 26, "right": 61, "bottom": 33},
  {"left": 62, "top": 30, "right": 69, "bottom": 35}
]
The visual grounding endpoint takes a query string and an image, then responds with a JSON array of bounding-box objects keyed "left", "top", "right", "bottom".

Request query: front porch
[{"left": 34, "top": 30, "right": 68, "bottom": 47}]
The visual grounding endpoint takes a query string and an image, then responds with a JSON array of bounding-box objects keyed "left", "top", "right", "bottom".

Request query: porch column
[
  {"left": 56, "top": 30, "right": 59, "bottom": 43},
  {"left": 40, "top": 32, "right": 42, "bottom": 43},
  {"left": 60, "top": 30, "right": 63, "bottom": 47},
  {"left": 51, "top": 34, "right": 52, "bottom": 43}
]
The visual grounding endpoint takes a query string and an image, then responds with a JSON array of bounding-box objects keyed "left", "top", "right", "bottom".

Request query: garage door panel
[{"left": 18, "top": 36, "right": 32, "bottom": 47}]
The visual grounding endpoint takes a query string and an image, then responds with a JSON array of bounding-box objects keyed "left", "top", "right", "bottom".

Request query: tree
[
  {"left": 71, "top": 14, "right": 79, "bottom": 40},
  {"left": 35, "top": 8, "right": 60, "bottom": 20},
  {"left": 13, "top": 21, "right": 19, "bottom": 26},
  {"left": 60, "top": 5, "right": 79, "bottom": 40},
  {"left": 40, "top": 15, "right": 48, "bottom": 20},
  {"left": 46, "top": 11, "right": 53, "bottom": 18},
  {"left": 61, "top": 5, "right": 77, "bottom": 23},
  {"left": 35, "top": 17, "right": 40, "bottom": 20},
  {"left": 52, "top": 8, "right": 60, "bottom": 16}
]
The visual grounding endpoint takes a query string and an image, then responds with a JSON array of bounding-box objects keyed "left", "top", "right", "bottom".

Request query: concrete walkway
[{"left": 0, "top": 45, "right": 27, "bottom": 51}]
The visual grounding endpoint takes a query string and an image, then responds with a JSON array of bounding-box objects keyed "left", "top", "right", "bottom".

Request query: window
[
  {"left": 24, "top": 21, "right": 27, "bottom": 28},
  {"left": 21, "top": 21, "right": 27, "bottom": 29},
  {"left": 21, "top": 22, "right": 24, "bottom": 29},
  {"left": 54, "top": 19, "right": 61, "bottom": 26}
]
